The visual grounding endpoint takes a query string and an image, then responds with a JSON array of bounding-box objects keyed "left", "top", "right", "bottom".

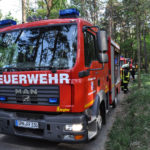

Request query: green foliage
[
  {"left": 103, "top": 0, "right": 150, "bottom": 71},
  {"left": 145, "top": 34, "right": 150, "bottom": 64},
  {"left": 27, "top": 0, "right": 67, "bottom": 19},
  {"left": 120, "top": 38, "right": 135, "bottom": 58},
  {"left": 69, "top": 0, "right": 104, "bottom": 25},
  {"left": 0, "top": 10, "right": 2, "bottom": 19},
  {"left": 106, "top": 74, "right": 150, "bottom": 150},
  {"left": 4, "top": 12, "right": 18, "bottom": 22}
]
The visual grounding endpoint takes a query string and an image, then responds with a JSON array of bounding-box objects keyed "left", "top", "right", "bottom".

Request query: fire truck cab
[
  {"left": 120, "top": 56, "right": 127, "bottom": 68},
  {"left": 0, "top": 9, "right": 120, "bottom": 142}
]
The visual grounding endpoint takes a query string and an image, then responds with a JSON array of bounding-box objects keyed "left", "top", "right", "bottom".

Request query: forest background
[{"left": 0, "top": 0, "right": 150, "bottom": 87}]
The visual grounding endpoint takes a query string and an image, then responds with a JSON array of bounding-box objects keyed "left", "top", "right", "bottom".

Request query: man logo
[
  {"left": 15, "top": 89, "right": 37, "bottom": 103},
  {"left": 22, "top": 95, "right": 30, "bottom": 102},
  {"left": 15, "top": 89, "right": 37, "bottom": 95}
]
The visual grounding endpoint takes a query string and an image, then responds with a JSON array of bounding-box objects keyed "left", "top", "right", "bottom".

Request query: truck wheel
[
  {"left": 87, "top": 107, "right": 103, "bottom": 140},
  {"left": 96, "top": 108, "right": 102, "bottom": 131},
  {"left": 112, "top": 95, "right": 118, "bottom": 108}
]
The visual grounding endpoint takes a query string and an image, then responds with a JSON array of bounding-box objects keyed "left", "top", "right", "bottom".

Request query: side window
[{"left": 84, "top": 31, "right": 97, "bottom": 67}]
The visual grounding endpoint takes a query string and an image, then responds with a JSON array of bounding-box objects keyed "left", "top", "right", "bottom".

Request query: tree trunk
[
  {"left": 109, "top": 0, "right": 113, "bottom": 37},
  {"left": 143, "top": 27, "right": 148, "bottom": 73},
  {"left": 93, "top": 0, "right": 96, "bottom": 25},
  {"left": 136, "top": 12, "right": 141, "bottom": 88},
  {"left": 81, "top": 0, "right": 85, "bottom": 19},
  {"left": 26, "top": 0, "right": 30, "bottom": 18},
  {"left": 22, "top": 0, "right": 26, "bottom": 23},
  {"left": 139, "top": 29, "right": 142, "bottom": 68},
  {"left": 44, "top": 0, "right": 53, "bottom": 18}
]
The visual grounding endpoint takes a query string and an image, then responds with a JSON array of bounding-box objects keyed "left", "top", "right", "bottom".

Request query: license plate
[{"left": 15, "top": 120, "right": 39, "bottom": 129}]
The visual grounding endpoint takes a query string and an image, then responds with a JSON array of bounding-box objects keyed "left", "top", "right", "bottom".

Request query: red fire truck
[
  {"left": 120, "top": 56, "right": 127, "bottom": 67},
  {"left": 120, "top": 57, "right": 133, "bottom": 69},
  {"left": 0, "top": 9, "right": 120, "bottom": 142}
]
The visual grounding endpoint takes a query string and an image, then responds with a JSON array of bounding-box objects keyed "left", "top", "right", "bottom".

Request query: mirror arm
[
  {"left": 88, "top": 63, "right": 104, "bottom": 71},
  {"left": 82, "top": 26, "right": 99, "bottom": 33},
  {"left": 78, "top": 63, "right": 105, "bottom": 78}
]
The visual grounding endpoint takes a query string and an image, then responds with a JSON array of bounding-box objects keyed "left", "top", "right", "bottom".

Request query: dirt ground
[{"left": 98, "top": 91, "right": 127, "bottom": 150}]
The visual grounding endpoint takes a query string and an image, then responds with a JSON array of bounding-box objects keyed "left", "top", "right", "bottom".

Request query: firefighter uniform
[
  {"left": 121, "top": 65, "right": 130, "bottom": 93},
  {"left": 130, "top": 66, "right": 135, "bottom": 81}
]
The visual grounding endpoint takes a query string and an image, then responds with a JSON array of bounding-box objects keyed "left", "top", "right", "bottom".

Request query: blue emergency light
[
  {"left": 49, "top": 98, "right": 58, "bottom": 104},
  {"left": 0, "top": 96, "right": 6, "bottom": 101},
  {"left": 59, "top": 8, "right": 79, "bottom": 18},
  {"left": 0, "top": 19, "right": 16, "bottom": 28}
]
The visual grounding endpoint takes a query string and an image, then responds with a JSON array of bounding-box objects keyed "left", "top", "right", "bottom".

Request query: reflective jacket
[{"left": 121, "top": 69, "right": 130, "bottom": 84}]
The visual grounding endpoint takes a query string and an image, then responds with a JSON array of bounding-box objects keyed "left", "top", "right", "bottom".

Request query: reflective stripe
[
  {"left": 122, "top": 70, "right": 130, "bottom": 84},
  {"left": 84, "top": 100, "right": 94, "bottom": 109}
]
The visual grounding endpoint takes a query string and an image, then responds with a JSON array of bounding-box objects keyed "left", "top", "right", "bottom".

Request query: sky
[
  {"left": 0, "top": 0, "right": 37, "bottom": 23},
  {"left": 0, "top": 0, "right": 113, "bottom": 23},
  {"left": 0, "top": 0, "right": 22, "bottom": 22}
]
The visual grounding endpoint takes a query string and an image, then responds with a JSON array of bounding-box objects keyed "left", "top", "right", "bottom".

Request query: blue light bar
[
  {"left": 0, "top": 19, "right": 16, "bottom": 28},
  {"left": 0, "top": 96, "right": 6, "bottom": 101},
  {"left": 59, "top": 8, "right": 79, "bottom": 18},
  {"left": 49, "top": 98, "right": 58, "bottom": 104}
]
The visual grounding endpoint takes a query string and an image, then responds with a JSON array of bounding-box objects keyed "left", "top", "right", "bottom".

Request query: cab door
[{"left": 83, "top": 30, "right": 98, "bottom": 106}]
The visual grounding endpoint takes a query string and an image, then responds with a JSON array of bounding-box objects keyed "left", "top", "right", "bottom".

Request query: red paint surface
[{"left": 0, "top": 18, "right": 120, "bottom": 113}]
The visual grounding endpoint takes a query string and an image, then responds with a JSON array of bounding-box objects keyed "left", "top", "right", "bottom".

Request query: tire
[
  {"left": 112, "top": 95, "right": 118, "bottom": 108},
  {"left": 87, "top": 107, "right": 103, "bottom": 140},
  {"left": 96, "top": 108, "right": 102, "bottom": 131}
]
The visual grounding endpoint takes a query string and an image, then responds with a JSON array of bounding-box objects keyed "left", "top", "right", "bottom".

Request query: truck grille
[{"left": 0, "top": 85, "right": 59, "bottom": 105}]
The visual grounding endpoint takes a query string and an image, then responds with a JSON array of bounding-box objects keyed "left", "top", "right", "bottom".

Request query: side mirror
[
  {"left": 97, "top": 30, "right": 108, "bottom": 52},
  {"left": 98, "top": 53, "right": 108, "bottom": 63}
]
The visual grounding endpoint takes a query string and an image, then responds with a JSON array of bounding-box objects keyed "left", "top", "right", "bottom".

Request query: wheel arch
[{"left": 90, "top": 90, "right": 107, "bottom": 124}]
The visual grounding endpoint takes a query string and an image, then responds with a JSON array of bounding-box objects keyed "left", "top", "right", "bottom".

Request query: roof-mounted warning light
[
  {"left": 59, "top": 8, "right": 79, "bottom": 19},
  {"left": 0, "top": 19, "right": 17, "bottom": 29}
]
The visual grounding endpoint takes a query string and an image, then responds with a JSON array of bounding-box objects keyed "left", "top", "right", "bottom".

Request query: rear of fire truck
[{"left": 0, "top": 9, "right": 117, "bottom": 142}]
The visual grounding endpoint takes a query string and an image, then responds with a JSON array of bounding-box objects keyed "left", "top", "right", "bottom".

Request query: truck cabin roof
[{"left": 0, "top": 17, "right": 94, "bottom": 33}]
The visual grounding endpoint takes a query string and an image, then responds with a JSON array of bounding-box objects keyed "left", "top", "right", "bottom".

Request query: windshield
[{"left": 0, "top": 24, "right": 77, "bottom": 70}]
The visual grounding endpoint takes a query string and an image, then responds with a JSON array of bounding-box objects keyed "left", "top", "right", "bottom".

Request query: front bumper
[{"left": 0, "top": 110, "right": 88, "bottom": 142}]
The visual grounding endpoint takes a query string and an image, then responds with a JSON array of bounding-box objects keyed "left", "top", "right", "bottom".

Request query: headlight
[{"left": 65, "top": 124, "right": 83, "bottom": 132}]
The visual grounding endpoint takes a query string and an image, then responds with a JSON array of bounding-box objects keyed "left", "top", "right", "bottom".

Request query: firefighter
[
  {"left": 135, "top": 64, "right": 138, "bottom": 72},
  {"left": 131, "top": 65, "right": 135, "bottom": 81},
  {"left": 121, "top": 64, "right": 130, "bottom": 93}
]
